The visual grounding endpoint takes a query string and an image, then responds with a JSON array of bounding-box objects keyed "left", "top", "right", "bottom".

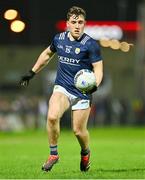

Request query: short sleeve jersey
[{"left": 50, "top": 31, "right": 102, "bottom": 100}]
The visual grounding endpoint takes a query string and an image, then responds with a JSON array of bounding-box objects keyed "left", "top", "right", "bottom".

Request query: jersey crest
[{"left": 75, "top": 48, "right": 80, "bottom": 54}]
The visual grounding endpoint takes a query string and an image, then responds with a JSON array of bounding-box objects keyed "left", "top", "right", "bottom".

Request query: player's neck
[{"left": 68, "top": 32, "right": 83, "bottom": 41}]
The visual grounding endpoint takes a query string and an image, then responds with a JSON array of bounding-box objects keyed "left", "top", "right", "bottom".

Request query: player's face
[{"left": 67, "top": 14, "right": 86, "bottom": 39}]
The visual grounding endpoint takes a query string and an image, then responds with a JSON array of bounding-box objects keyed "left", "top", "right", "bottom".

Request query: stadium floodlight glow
[
  {"left": 109, "top": 39, "right": 120, "bottom": 50},
  {"left": 99, "top": 38, "right": 110, "bottom": 47},
  {"left": 120, "top": 42, "right": 131, "bottom": 52},
  {"left": 10, "top": 20, "right": 25, "bottom": 33},
  {"left": 4, "top": 9, "right": 18, "bottom": 20}
]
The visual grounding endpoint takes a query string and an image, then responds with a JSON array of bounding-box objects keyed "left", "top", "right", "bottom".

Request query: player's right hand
[
  {"left": 19, "top": 70, "right": 35, "bottom": 87},
  {"left": 83, "top": 85, "right": 97, "bottom": 95},
  {"left": 87, "top": 85, "right": 97, "bottom": 94}
]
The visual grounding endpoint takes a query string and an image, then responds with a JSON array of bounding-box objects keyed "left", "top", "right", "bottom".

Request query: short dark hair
[{"left": 67, "top": 6, "right": 86, "bottom": 20}]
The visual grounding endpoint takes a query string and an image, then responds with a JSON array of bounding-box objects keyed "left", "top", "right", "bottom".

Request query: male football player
[{"left": 20, "top": 6, "right": 103, "bottom": 172}]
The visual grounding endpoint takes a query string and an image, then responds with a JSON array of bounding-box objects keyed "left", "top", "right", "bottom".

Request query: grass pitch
[{"left": 0, "top": 127, "right": 145, "bottom": 179}]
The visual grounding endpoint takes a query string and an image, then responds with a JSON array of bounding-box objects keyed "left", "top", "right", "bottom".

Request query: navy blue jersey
[{"left": 50, "top": 31, "right": 102, "bottom": 100}]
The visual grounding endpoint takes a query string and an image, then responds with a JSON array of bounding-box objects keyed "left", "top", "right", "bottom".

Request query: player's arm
[
  {"left": 87, "top": 39, "right": 103, "bottom": 93},
  {"left": 92, "top": 60, "right": 103, "bottom": 87},
  {"left": 20, "top": 46, "right": 55, "bottom": 87},
  {"left": 32, "top": 46, "right": 54, "bottom": 73},
  {"left": 86, "top": 60, "right": 103, "bottom": 94}
]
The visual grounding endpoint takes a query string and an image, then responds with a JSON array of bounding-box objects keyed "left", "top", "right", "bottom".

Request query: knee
[
  {"left": 47, "top": 114, "right": 58, "bottom": 125},
  {"left": 73, "top": 127, "right": 83, "bottom": 137}
]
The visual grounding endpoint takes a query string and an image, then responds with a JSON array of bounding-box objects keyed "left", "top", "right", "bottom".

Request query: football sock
[
  {"left": 50, "top": 145, "right": 58, "bottom": 155},
  {"left": 81, "top": 148, "right": 90, "bottom": 156}
]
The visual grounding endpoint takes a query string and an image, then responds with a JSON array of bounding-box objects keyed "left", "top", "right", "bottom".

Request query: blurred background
[{"left": 0, "top": 0, "right": 145, "bottom": 131}]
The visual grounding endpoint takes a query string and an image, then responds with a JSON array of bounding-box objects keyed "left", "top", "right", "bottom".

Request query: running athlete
[{"left": 20, "top": 6, "right": 103, "bottom": 172}]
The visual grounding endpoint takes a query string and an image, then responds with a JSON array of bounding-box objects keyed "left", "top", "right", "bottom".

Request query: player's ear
[
  {"left": 66, "top": 21, "right": 69, "bottom": 28},
  {"left": 66, "top": 21, "right": 69, "bottom": 30}
]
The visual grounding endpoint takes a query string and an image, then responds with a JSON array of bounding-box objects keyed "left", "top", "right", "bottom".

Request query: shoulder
[
  {"left": 53, "top": 31, "right": 67, "bottom": 41},
  {"left": 85, "top": 34, "right": 99, "bottom": 45},
  {"left": 80, "top": 33, "right": 99, "bottom": 47},
  {"left": 85, "top": 34, "right": 101, "bottom": 50}
]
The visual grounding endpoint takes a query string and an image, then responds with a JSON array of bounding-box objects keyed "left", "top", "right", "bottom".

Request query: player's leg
[
  {"left": 47, "top": 92, "right": 70, "bottom": 145},
  {"left": 42, "top": 92, "right": 70, "bottom": 171},
  {"left": 72, "top": 108, "right": 91, "bottom": 171}
]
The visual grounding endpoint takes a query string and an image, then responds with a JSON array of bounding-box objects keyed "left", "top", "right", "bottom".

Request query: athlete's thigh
[
  {"left": 48, "top": 92, "right": 70, "bottom": 119},
  {"left": 72, "top": 108, "right": 91, "bottom": 130}
]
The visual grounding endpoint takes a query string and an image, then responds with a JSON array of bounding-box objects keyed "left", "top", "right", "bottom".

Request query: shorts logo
[
  {"left": 54, "top": 85, "right": 59, "bottom": 90},
  {"left": 75, "top": 48, "right": 80, "bottom": 54},
  {"left": 81, "top": 100, "right": 88, "bottom": 104}
]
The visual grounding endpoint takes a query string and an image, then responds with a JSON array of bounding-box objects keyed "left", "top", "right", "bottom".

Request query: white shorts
[{"left": 53, "top": 85, "right": 90, "bottom": 110}]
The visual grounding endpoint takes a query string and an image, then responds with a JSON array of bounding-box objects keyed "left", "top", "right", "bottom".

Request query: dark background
[{"left": 0, "top": 0, "right": 143, "bottom": 45}]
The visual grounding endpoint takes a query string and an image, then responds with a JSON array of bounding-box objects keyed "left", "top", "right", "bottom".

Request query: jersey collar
[{"left": 67, "top": 31, "right": 84, "bottom": 42}]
